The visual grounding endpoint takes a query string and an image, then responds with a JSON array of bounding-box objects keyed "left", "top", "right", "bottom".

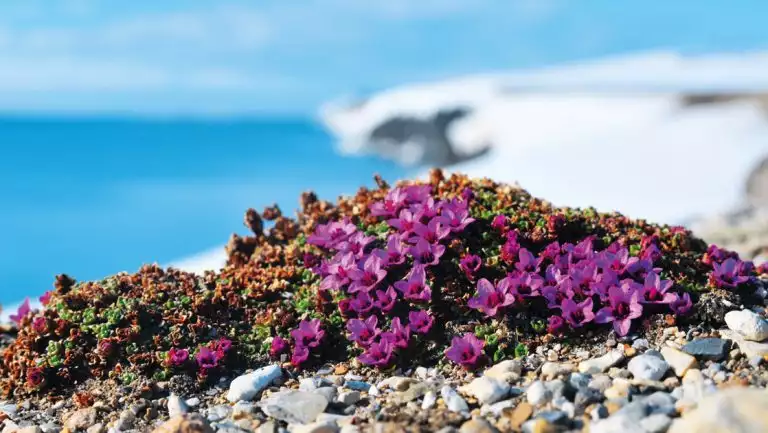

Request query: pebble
[
  {"left": 568, "top": 372, "right": 590, "bottom": 390},
  {"left": 668, "top": 388, "right": 768, "bottom": 433},
  {"left": 0, "top": 403, "right": 17, "bottom": 417},
  {"left": 578, "top": 349, "right": 625, "bottom": 374},
  {"left": 39, "top": 423, "right": 60, "bottom": 433},
  {"left": 206, "top": 405, "right": 230, "bottom": 422},
  {"left": 314, "top": 387, "right": 338, "bottom": 403},
  {"left": 421, "top": 391, "right": 437, "bottom": 410},
  {"left": 540, "top": 362, "right": 575, "bottom": 380},
  {"left": 627, "top": 354, "right": 670, "bottom": 381},
  {"left": 167, "top": 394, "right": 189, "bottom": 418},
  {"left": 480, "top": 399, "right": 515, "bottom": 417},
  {"left": 660, "top": 347, "right": 697, "bottom": 377},
  {"left": 186, "top": 397, "right": 200, "bottom": 407},
  {"left": 719, "top": 329, "right": 768, "bottom": 358},
  {"left": 639, "top": 414, "right": 672, "bottom": 433},
  {"left": 16, "top": 427, "right": 42, "bottom": 433},
  {"left": 484, "top": 360, "right": 522, "bottom": 383},
  {"left": 393, "top": 382, "right": 429, "bottom": 403},
  {"left": 632, "top": 339, "right": 650, "bottom": 351},
  {"left": 589, "top": 404, "right": 609, "bottom": 420},
  {"left": 460, "top": 376, "right": 510, "bottom": 405},
  {"left": 459, "top": 418, "right": 498, "bottom": 433},
  {"left": 378, "top": 377, "right": 414, "bottom": 391},
  {"left": 151, "top": 414, "right": 215, "bottom": 433},
  {"left": 259, "top": 390, "right": 329, "bottom": 425},
  {"left": 503, "top": 401, "right": 533, "bottom": 430},
  {"left": 525, "top": 381, "right": 552, "bottom": 406},
  {"left": 520, "top": 418, "right": 557, "bottom": 433},
  {"left": 682, "top": 338, "right": 730, "bottom": 361},
  {"left": 588, "top": 375, "right": 613, "bottom": 393},
  {"left": 64, "top": 408, "right": 98, "bottom": 431},
  {"left": 289, "top": 421, "right": 340, "bottom": 433},
  {"left": 226, "top": 365, "right": 283, "bottom": 403},
  {"left": 368, "top": 385, "right": 380, "bottom": 397},
  {"left": 336, "top": 391, "right": 361, "bottom": 406},
  {"left": 724, "top": 309, "right": 768, "bottom": 341},
  {"left": 233, "top": 401, "right": 256, "bottom": 417},
  {"left": 603, "top": 378, "right": 631, "bottom": 400},
  {"left": 574, "top": 388, "right": 603, "bottom": 409},
  {"left": 344, "top": 381, "right": 371, "bottom": 392},
  {"left": 116, "top": 410, "right": 136, "bottom": 430},
  {"left": 441, "top": 386, "right": 469, "bottom": 413},
  {"left": 86, "top": 425, "right": 104, "bottom": 433}
]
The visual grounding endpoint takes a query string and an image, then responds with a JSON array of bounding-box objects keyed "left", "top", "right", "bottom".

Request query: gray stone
[
  {"left": 289, "top": 421, "right": 340, "bottom": 433},
  {"left": 314, "top": 387, "right": 338, "bottom": 403},
  {"left": 167, "top": 394, "right": 189, "bottom": 418},
  {"left": 568, "top": 372, "right": 591, "bottom": 390},
  {"left": 574, "top": 388, "right": 603, "bottom": 409},
  {"left": 627, "top": 354, "right": 670, "bottom": 381},
  {"left": 86, "top": 424, "right": 104, "bottom": 433},
  {"left": 39, "top": 423, "right": 60, "bottom": 433},
  {"left": 541, "top": 362, "right": 576, "bottom": 380},
  {"left": 421, "top": 391, "right": 437, "bottom": 410},
  {"left": 479, "top": 399, "right": 515, "bottom": 417},
  {"left": 393, "top": 382, "right": 429, "bottom": 403},
  {"left": 660, "top": 347, "right": 697, "bottom": 377},
  {"left": 588, "top": 375, "right": 613, "bottom": 393},
  {"left": 535, "top": 410, "right": 568, "bottom": 425},
  {"left": 642, "top": 391, "right": 677, "bottom": 416},
  {"left": 525, "top": 381, "right": 551, "bottom": 406},
  {"left": 227, "top": 365, "right": 283, "bottom": 403},
  {"left": 336, "top": 391, "right": 361, "bottom": 406},
  {"left": 640, "top": 414, "right": 672, "bottom": 433},
  {"left": 185, "top": 397, "right": 201, "bottom": 407},
  {"left": 589, "top": 404, "right": 609, "bottom": 420},
  {"left": 259, "top": 391, "right": 329, "bottom": 425},
  {"left": 0, "top": 403, "right": 16, "bottom": 417},
  {"left": 682, "top": 338, "right": 730, "bottom": 361},
  {"left": 259, "top": 421, "right": 277, "bottom": 433},
  {"left": 544, "top": 379, "right": 567, "bottom": 400},
  {"left": 578, "top": 349, "right": 625, "bottom": 374},
  {"left": 724, "top": 309, "right": 768, "bottom": 341},
  {"left": 206, "top": 405, "right": 230, "bottom": 422},
  {"left": 632, "top": 339, "right": 650, "bottom": 350},
  {"left": 483, "top": 360, "right": 522, "bottom": 383},
  {"left": 441, "top": 386, "right": 469, "bottom": 413},
  {"left": 64, "top": 408, "right": 98, "bottom": 431},
  {"left": 460, "top": 376, "right": 510, "bottom": 405},
  {"left": 720, "top": 329, "right": 768, "bottom": 358}
]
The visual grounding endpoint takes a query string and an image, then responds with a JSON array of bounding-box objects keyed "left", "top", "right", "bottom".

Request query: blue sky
[{"left": 0, "top": 0, "right": 767, "bottom": 115}]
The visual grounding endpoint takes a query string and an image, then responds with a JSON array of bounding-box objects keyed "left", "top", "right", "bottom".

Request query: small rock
[
  {"left": 185, "top": 397, "right": 200, "bottom": 407},
  {"left": 258, "top": 421, "right": 277, "bottom": 433},
  {"left": 460, "top": 376, "right": 510, "bottom": 405},
  {"left": 682, "top": 338, "right": 730, "bottom": 361},
  {"left": 259, "top": 391, "right": 329, "bottom": 425},
  {"left": 39, "top": 423, "right": 60, "bottom": 433},
  {"left": 719, "top": 329, "right": 768, "bottom": 358},
  {"left": 393, "top": 382, "right": 429, "bottom": 403},
  {"left": 503, "top": 401, "right": 533, "bottom": 430},
  {"left": 17, "top": 427, "right": 42, "bottom": 433},
  {"left": 336, "top": 391, "right": 361, "bottom": 406},
  {"left": 589, "top": 404, "right": 609, "bottom": 420},
  {"left": 86, "top": 425, "right": 105, "bottom": 433},
  {"left": 152, "top": 414, "right": 215, "bottom": 433},
  {"left": 540, "top": 362, "right": 575, "bottom": 380},
  {"left": 520, "top": 418, "right": 557, "bottom": 433},
  {"left": 578, "top": 349, "right": 625, "bottom": 374},
  {"left": 344, "top": 381, "right": 371, "bottom": 392},
  {"left": 627, "top": 354, "right": 669, "bottom": 381},
  {"left": 205, "top": 405, "right": 229, "bottom": 422},
  {"left": 668, "top": 388, "right": 768, "bottom": 433},
  {"left": 116, "top": 410, "right": 136, "bottom": 430},
  {"left": 167, "top": 394, "right": 189, "bottom": 418},
  {"left": 632, "top": 339, "right": 650, "bottom": 351},
  {"left": 64, "top": 408, "right": 98, "bottom": 431},
  {"left": 484, "top": 360, "right": 522, "bottom": 383},
  {"left": 481, "top": 399, "right": 515, "bottom": 417},
  {"left": 724, "top": 309, "right": 768, "bottom": 341},
  {"left": 368, "top": 385, "right": 380, "bottom": 397},
  {"left": 459, "top": 418, "right": 498, "bottom": 433},
  {"left": 639, "top": 414, "right": 672, "bottom": 433},
  {"left": 232, "top": 402, "right": 256, "bottom": 418},
  {"left": 378, "top": 377, "right": 414, "bottom": 391},
  {"left": 588, "top": 375, "right": 613, "bottom": 393},
  {"left": 421, "top": 391, "right": 437, "bottom": 410},
  {"left": 226, "top": 365, "right": 283, "bottom": 403},
  {"left": 604, "top": 381, "right": 630, "bottom": 400},
  {"left": 314, "top": 387, "right": 338, "bottom": 403},
  {"left": 2, "top": 422, "right": 19, "bottom": 433},
  {"left": 568, "top": 372, "right": 590, "bottom": 390},
  {"left": 441, "top": 386, "right": 469, "bottom": 413},
  {"left": 290, "top": 421, "right": 339, "bottom": 433},
  {"left": 574, "top": 388, "right": 603, "bottom": 409},
  {"left": 660, "top": 347, "right": 697, "bottom": 377},
  {"left": 526, "top": 381, "right": 551, "bottom": 406}
]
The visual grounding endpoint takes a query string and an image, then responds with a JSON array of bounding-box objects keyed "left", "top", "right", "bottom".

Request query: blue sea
[{"left": 0, "top": 117, "right": 405, "bottom": 306}]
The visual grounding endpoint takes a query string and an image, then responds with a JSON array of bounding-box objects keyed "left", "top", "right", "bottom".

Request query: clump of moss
[{"left": 0, "top": 170, "right": 760, "bottom": 396}]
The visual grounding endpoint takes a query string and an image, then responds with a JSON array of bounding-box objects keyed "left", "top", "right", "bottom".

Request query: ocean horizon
[{"left": 0, "top": 116, "right": 405, "bottom": 307}]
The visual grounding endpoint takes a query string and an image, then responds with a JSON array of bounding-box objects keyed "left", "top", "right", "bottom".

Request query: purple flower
[
  {"left": 597, "top": 247, "right": 630, "bottom": 274},
  {"left": 624, "top": 257, "right": 658, "bottom": 281},
  {"left": 370, "top": 187, "right": 408, "bottom": 217},
  {"left": 167, "top": 348, "right": 189, "bottom": 367},
  {"left": 515, "top": 248, "right": 539, "bottom": 273},
  {"left": 337, "top": 232, "right": 375, "bottom": 258},
  {"left": 374, "top": 286, "right": 398, "bottom": 313},
  {"left": 561, "top": 297, "right": 595, "bottom": 328},
  {"left": 541, "top": 285, "right": 568, "bottom": 310},
  {"left": 408, "top": 239, "right": 445, "bottom": 266},
  {"left": 595, "top": 284, "right": 643, "bottom": 336},
  {"left": 98, "top": 339, "right": 116, "bottom": 356},
  {"left": 357, "top": 339, "right": 394, "bottom": 367},
  {"left": 445, "top": 333, "right": 485, "bottom": 369},
  {"left": 381, "top": 317, "right": 410, "bottom": 349},
  {"left": 537, "top": 242, "right": 562, "bottom": 266},
  {"left": 338, "top": 298, "right": 353, "bottom": 317},
  {"left": 387, "top": 208, "right": 421, "bottom": 234},
  {"left": 669, "top": 292, "right": 693, "bottom": 316},
  {"left": 320, "top": 252, "right": 356, "bottom": 291},
  {"left": 408, "top": 310, "right": 434, "bottom": 334},
  {"left": 307, "top": 219, "right": 357, "bottom": 249},
  {"left": 9, "top": 298, "right": 32, "bottom": 324},
  {"left": 500, "top": 233, "right": 520, "bottom": 264},
  {"left": 592, "top": 269, "right": 619, "bottom": 301},
  {"left": 547, "top": 315, "right": 565, "bottom": 334},
  {"left": 290, "top": 319, "right": 325, "bottom": 348},
  {"left": 564, "top": 236, "right": 596, "bottom": 261},
  {"left": 410, "top": 218, "right": 450, "bottom": 244},
  {"left": 39, "top": 291, "right": 52, "bottom": 306},
  {"left": 704, "top": 244, "right": 738, "bottom": 265},
  {"left": 348, "top": 254, "right": 387, "bottom": 293},
  {"left": 350, "top": 292, "right": 375, "bottom": 315},
  {"left": 347, "top": 316, "right": 381, "bottom": 347},
  {"left": 394, "top": 265, "right": 432, "bottom": 302},
  {"left": 32, "top": 316, "right": 47, "bottom": 333},
  {"left": 461, "top": 187, "right": 475, "bottom": 202},
  {"left": 403, "top": 184, "right": 433, "bottom": 204},
  {"left": 211, "top": 338, "right": 232, "bottom": 355},
  {"left": 507, "top": 273, "right": 543, "bottom": 299},
  {"left": 196, "top": 347, "right": 219, "bottom": 370},
  {"left": 490, "top": 214, "right": 507, "bottom": 232},
  {"left": 270, "top": 337, "right": 289, "bottom": 358},
  {"left": 711, "top": 258, "right": 751, "bottom": 289},
  {"left": 437, "top": 200, "right": 474, "bottom": 233},
  {"left": 291, "top": 344, "right": 310, "bottom": 367},
  {"left": 460, "top": 254, "right": 482, "bottom": 280},
  {"left": 409, "top": 197, "right": 439, "bottom": 221},
  {"left": 383, "top": 234, "right": 407, "bottom": 265},
  {"left": 640, "top": 244, "right": 662, "bottom": 262},
  {"left": 467, "top": 278, "right": 516, "bottom": 317},
  {"left": 638, "top": 272, "right": 675, "bottom": 304}
]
